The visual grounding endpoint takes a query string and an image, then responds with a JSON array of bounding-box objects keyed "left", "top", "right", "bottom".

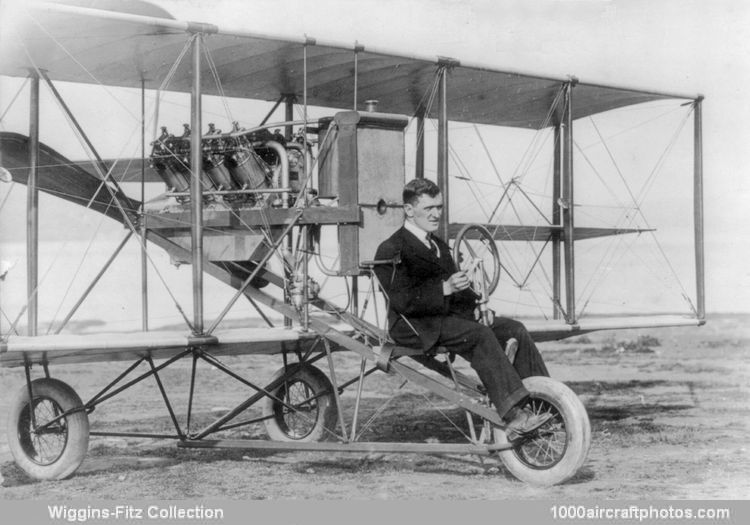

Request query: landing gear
[
  {"left": 7, "top": 378, "right": 90, "bottom": 480},
  {"left": 493, "top": 376, "right": 591, "bottom": 486},
  {"left": 262, "top": 363, "right": 338, "bottom": 442}
]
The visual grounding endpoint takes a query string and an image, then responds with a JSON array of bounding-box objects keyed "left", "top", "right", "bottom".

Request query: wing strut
[
  {"left": 562, "top": 80, "right": 577, "bottom": 324},
  {"left": 189, "top": 32, "right": 204, "bottom": 336},
  {"left": 26, "top": 72, "right": 39, "bottom": 336},
  {"left": 140, "top": 78, "right": 149, "bottom": 332},
  {"left": 437, "top": 62, "right": 450, "bottom": 239},
  {"left": 693, "top": 97, "right": 705, "bottom": 320},
  {"left": 552, "top": 123, "right": 563, "bottom": 320}
]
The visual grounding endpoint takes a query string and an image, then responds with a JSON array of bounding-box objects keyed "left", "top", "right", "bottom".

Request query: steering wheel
[{"left": 452, "top": 224, "right": 501, "bottom": 297}]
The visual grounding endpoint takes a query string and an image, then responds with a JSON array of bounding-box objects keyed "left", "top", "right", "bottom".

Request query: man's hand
[{"left": 443, "top": 271, "right": 471, "bottom": 295}]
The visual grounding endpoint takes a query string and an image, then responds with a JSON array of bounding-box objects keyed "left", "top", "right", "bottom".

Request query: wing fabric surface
[{"left": 0, "top": 1, "right": 695, "bottom": 129}]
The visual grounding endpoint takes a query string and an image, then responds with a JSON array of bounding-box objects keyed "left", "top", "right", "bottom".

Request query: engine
[{"left": 149, "top": 122, "right": 308, "bottom": 206}]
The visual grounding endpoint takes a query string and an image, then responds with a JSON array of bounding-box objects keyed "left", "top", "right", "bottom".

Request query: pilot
[{"left": 373, "top": 178, "right": 550, "bottom": 438}]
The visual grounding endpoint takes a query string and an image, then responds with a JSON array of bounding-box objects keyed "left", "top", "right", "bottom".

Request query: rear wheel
[
  {"left": 262, "top": 364, "right": 338, "bottom": 442},
  {"left": 7, "top": 378, "right": 89, "bottom": 480},
  {"left": 493, "top": 376, "right": 590, "bottom": 486}
]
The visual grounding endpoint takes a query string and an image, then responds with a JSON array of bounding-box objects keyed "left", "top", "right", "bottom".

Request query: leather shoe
[{"left": 504, "top": 406, "right": 552, "bottom": 440}]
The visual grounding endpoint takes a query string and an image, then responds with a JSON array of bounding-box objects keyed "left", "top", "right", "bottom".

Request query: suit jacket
[{"left": 373, "top": 226, "right": 479, "bottom": 350}]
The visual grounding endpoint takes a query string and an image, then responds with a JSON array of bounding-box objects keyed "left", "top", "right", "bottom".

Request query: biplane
[{"left": 0, "top": 0, "right": 705, "bottom": 486}]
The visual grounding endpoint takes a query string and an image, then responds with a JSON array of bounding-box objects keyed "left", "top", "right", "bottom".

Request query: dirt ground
[{"left": 0, "top": 313, "right": 748, "bottom": 500}]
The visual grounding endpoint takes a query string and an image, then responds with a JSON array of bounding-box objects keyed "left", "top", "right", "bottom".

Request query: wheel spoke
[
  {"left": 280, "top": 380, "right": 320, "bottom": 438},
  {"left": 516, "top": 401, "right": 566, "bottom": 467},
  {"left": 22, "top": 397, "right": 69, "bottom": 465},
  {"left": 264, "top": 365, "right": 336, "bottom": 443}
]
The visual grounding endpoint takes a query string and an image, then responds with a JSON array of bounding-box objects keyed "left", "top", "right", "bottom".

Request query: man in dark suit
[{"left": 374, "top": 178, "right": 550, "bottom": 437}]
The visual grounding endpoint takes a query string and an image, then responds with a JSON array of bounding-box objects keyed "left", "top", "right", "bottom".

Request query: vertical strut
[
  {"left": 350, "top": 357, "right": 368, "bottom": 441},
  {"left": 25, "top": 364, "right": 37, "bottom": 429},
  {"left": 693, "top": 97, "right": 705, "bottom": 320},
  {"left": 301, "top": 44, "right": 310, "bottom": 331},
  {"left": 26, "top": 73, "right": 39, "bottom": 337},
  {"left": 353, "top": 45, "right": 359, "bottom": 110},
  {"left": 302, "top": 226, "right": 310, "bottom": 331},
  {"left": 552, "top": 123, "right": 562, "bottom": 320},
  {"left": 350, "top": 276, "right": 358, "bottom": 318},
  {"left": 415, "top": 108, "right": 425, "bottom": 179},
  {"left": 187, "top": 353, "right": 199, "bottom": 434},
  {"left": 190, "top": 34, "right": 204, "bottom": 335},
  {"left": 437, "top": 66, "right": 449, "bottom": 239},
  {"left": 562, "top": 80, "right": 576, "bottom": 324},
  {"left": 322, "top": 339, "right": 348, "bottom": 441},
  {"left": 140, "top": 78, "right": 149, "bottom": 331},
  {"left": 284, "top": 95, "right": 295, "bottom": 329}
]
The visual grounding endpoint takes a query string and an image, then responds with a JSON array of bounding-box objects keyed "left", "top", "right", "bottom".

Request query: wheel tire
[
  {"left": 452, "top": 223, "right": 501, "bottom": 296},
  {"left": 262, "top": 364, "right": 338, "bottom": 442},
  {"left": 494, "top": 376, "right": 591, "bottom": 486},
  {"left": 7, "top": 378, "right": 89, "bottom": 480}
]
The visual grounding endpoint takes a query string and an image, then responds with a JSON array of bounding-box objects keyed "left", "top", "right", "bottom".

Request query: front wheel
[
  {"left": 262, "top": 364, "right": 338, "bottom": 442},
  {"left": 493, "top": 376, "right": 591, "bottom": 486},
  {"left": 7, "top": 378, "right": 90, "bottom": 480}
]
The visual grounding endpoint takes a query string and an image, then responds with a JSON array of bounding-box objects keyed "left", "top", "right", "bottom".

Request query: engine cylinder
[
  {"left": 153, "top": 158, "right": 190, "bottom": 195},
  {"left": 226, "top": 145, "right": 269, "bottom": 190},
  {"left": 203, "top": 154, "right": 234, "bottom": 191}
]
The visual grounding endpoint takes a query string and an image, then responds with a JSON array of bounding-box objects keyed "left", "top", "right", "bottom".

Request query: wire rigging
[{"left": 574, "top": 105, "right": 697, "bottom": 318}]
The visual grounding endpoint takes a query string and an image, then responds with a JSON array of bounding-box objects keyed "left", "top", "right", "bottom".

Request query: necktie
[{"left": 427, "top": 235, "right": 439, "bottom": 258}]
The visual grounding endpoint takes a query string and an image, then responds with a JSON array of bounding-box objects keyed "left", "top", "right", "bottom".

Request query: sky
[{"left": 0, "top": 0, "right": 748, "bottom": 326}]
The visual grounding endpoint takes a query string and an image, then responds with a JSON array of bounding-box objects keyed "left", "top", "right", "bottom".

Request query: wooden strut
[
  {"left": 26, "top": 73, "right": 39, "bottom": 337},
  {"left": 693, "top": 97, "right": 705, "bottom": 320},
  {"left": 178, "top": 439, "right": 513, "bottom": 454},
  {"left": 140, "top": 78, "right": 149, "bottom": 332},
  {"left": 34, "top": 67, "right": 196, "bottom": 333},
  {"left": 190, "top": 32, "right": 204, "bottom": 335},
  {"left": 173, "top": 225, "right": 508, "bottom": 427},
  {"left": 562, "top": 80, "right": 576, "bottom": 324},
  {"left": 188, "top": 349, "right": 331, "bottom": 440},
  {"left": 124, "top": 234, "right": 510, "bottom": 445},
  {"left": 437, "top": 65, "right": 449, "bottom": 240},
  {"left": 15, "top": 237, "right": 510, "bottom": 451},
  {"left": 552, "top": 123, "right": 562, "bottom": 320},
  {"left": 16, "top": 51, "right": 531, "bottom": 458}
]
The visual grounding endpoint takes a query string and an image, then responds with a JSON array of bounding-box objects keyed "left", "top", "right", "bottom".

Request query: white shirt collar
[{"left": 404, "top": 220, "right": 432, "bottom": 247}]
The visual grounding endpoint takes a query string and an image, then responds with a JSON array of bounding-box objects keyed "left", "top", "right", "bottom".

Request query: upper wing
[{"left": 0, "top": 0, "right": 695, "bottom": 129}]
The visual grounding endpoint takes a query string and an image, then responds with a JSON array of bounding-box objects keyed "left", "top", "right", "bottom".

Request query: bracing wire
[
  {"left": 13, "top": 28, "right": 202, "bottom": 331},
  {"left": 26, "top": 13, "right": 142, "bottom": 122},
  {"left": 45, "top": 217, "right": 110, "bottom": 334},
  {"left": 0, "top": 182, "right": 16, "bottom": 214},
  {"left": 484, "top": 89, "right": 561, "bottom": 240},
  {"left": 574, "top": 105, "right": 697, "bottom": 318},
  {"left": 0, "top": 77, "right": 30, "bottom": 123},
  {"left": 468, "top": 86, "right": 563, "bottom": 308},
  {"left": 202, "top": 34, "right": 235, "bottom": 125}
]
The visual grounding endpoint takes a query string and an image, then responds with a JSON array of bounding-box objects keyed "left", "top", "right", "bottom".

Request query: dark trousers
[{"left": 394, "top": 316, "right": 549, "bottom": 418}]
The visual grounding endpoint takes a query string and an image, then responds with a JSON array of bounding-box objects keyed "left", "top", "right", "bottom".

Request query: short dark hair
[{"left": 403, "top": 178, "right": 441, "bottom": 205}]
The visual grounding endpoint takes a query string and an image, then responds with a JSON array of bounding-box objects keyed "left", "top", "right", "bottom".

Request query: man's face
[{"left": 404, "top": 192, "right": 443, "bottom": 233}]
